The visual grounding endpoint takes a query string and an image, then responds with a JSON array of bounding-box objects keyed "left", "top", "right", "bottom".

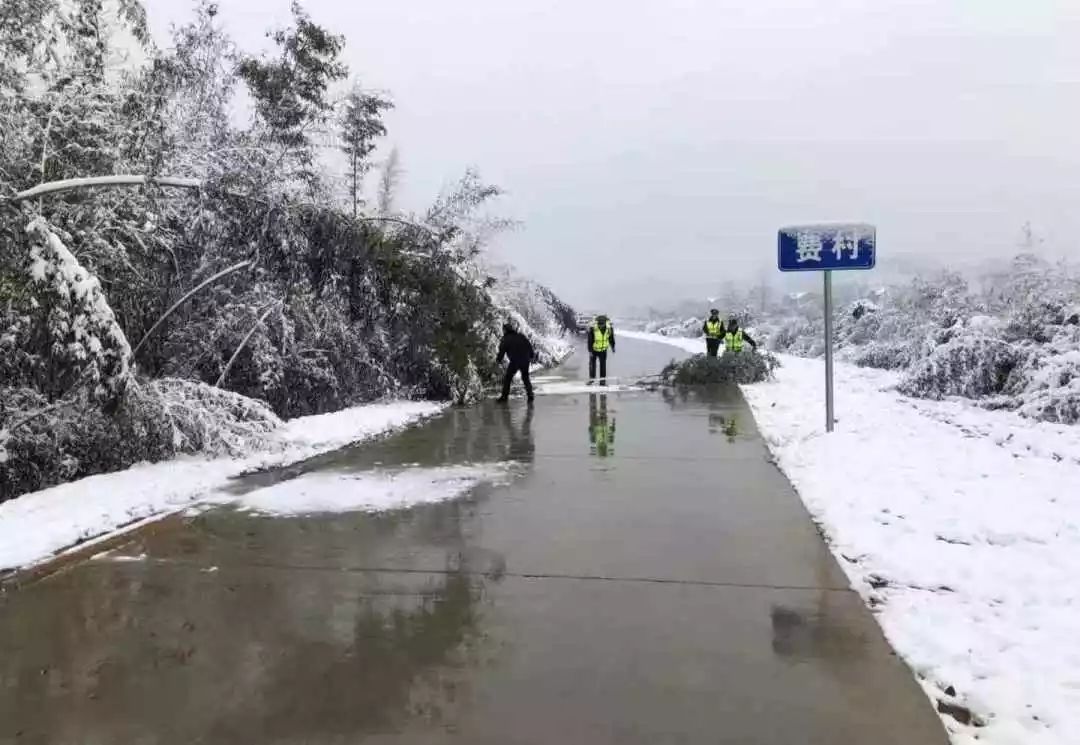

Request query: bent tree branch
[
  {"left": 8, "top": 175, "right": 439, "bottom": 236},
  {"left": 131, "top": 260, "right": 254, "bottom": 360},
  {"left": 215, "top": 301, "right": 281, "bottom": 387},
  {"left": 9, "top": 175, "right": 203, "bottom": 203}
]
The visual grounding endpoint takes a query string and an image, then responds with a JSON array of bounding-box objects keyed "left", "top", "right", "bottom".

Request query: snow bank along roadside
[
  {"left": 641, "top": 332, "right": 1080, "bottom": 745},
  {"left": 0, "top": 401, "right": 445, "bottom": 573}
]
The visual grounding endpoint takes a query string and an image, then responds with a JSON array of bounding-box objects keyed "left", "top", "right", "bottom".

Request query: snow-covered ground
[
  {"left": 0, "top": 401, "right": 445, "bottom": 572},
  {"left": 620, "top": 329, "right": 702, "bottom": 354},
  {"left": 229, "top": 464, "right": 516, "bottom": 517},
  {"left": 637, "top": 330, "right": 1080, "bottom": 745}
]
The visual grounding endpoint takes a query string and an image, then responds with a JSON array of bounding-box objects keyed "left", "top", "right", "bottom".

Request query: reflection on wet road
[
  {"left": 0, "top": 338, "right": 948, "bottom": 744},
  {"left": 588, "top": 394, "right": 616, "bottom": 457}
]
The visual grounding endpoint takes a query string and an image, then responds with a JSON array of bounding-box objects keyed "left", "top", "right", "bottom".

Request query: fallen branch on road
[{"left": 660, "top": 351, "right": 780, "bottom": 386}]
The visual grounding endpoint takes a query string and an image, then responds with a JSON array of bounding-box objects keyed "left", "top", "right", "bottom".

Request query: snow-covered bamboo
[
  {"left": 9, "top": 175, "right": 202, "bottom": 203},
  {"left": 130, "top": 260, "right": 254, "bottom": 360}
]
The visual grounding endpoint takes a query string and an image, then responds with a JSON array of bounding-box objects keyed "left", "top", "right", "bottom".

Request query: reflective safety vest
[
  {"left": 705, "top": 319, "right": 723, "bottom": 339},
  {"left": 591, "top": 421, "right": 615, "bottom": 457},
  {"left": 725, "top": 329, "right": 744, "bottom": 352},
  {"left": 591, "top": 322, "right": 612, "bottom": 352}
]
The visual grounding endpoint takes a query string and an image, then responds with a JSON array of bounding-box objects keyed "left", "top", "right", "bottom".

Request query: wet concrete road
[{"left": 0, "top": 338, "right": 948, "bottom": 744}]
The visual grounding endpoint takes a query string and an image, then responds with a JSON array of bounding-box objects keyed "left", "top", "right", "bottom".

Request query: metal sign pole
[
  {"left": 778, "top": 222, "right": 876, "bottom": 433},
  {"left": 823, "top": 270, "right": 835, "bottom": 432}
]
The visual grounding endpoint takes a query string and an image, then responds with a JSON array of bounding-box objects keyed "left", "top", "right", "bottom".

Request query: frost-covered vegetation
[
  {"left": 637, "top": 252, "right": 1080, "bottom": 425},
  {"left": 660, "top": 351, "right": 779, "bottom": 386},
  {"left": 0, "top": 1, "right": 573, "bottom": 501}
]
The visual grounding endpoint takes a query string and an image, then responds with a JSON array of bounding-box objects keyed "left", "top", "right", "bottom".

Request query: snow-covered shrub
[
  {"left": 852, "top": 341, "right": 917, "bottom": 370},
  {"left": 0, "top": 384, "right": 175, "bottom": 503},
  {"left": 835, "top": 299, "right": 885, "bottom": 348},
  {"left": 653, "top": 316, "right": 704, "bottom": 338},
  {"left": 898, "top": 335, "right": 1022, "bottom": 400},
  {"left": 767, "top": 315, "right": 825, "bottom": 357},
  {"left": 660, "top": 350, "right": 780, "bottom": 386},
  {"left": 1002, "top": 295, "right": 1076, "bottom": 345},
  {"left": 23, "top": 218, "right": 132, "bottom": 403},
  {"left": 1014, "top": 383, "right": 1080, "bottom": 424},
  {"left": 150, "top": 378, "right": 281, "bottom": 456},
  {"left": 996, "top": 341, "right": 1080, "bottom": 424}
]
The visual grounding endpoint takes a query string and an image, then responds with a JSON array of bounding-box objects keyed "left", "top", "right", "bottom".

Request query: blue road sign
[{"left": 778, "top": 223, "right": 876, "bottom": 272}]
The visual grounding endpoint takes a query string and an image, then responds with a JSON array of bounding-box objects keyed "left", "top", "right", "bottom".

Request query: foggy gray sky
[{"left": 145, "top": 0, "right": 1080, "bottom": 307}]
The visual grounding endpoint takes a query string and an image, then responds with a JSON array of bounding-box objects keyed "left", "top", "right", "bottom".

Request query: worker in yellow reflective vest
[
  {"left": 702, "top": 309, "right": 724, "bottom": 357},
  {"left": 724, "top": 316, "right": 757, "bottom": 354},
  {"left": 587, "top": 314, "right": 615, "bottom": 385}
]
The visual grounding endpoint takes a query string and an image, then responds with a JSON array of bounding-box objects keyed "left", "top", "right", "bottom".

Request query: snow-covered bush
[
  {"left": 996, "top": 337, "right": 1080, "bottom": 424},
  {"left": 1014, "top": 379, "right": 1080, "bottom": 424},
  {"left": 852, "top": 341, "right": 917, "bottom": 370},
  {"left": 150, "top": 378, "right": 281, "bottom": 456},
  {"left": 0, "top": 376, "right": 292, "bottom": 501},
  {"left": 767, "top": 315, "right": 824, "bottom": 357},
  {"left": 660, "top": 350, "right": 780, "bottom": 386},
  {"left": 898, "top": 334, "right": 1022, "bottom": 400},
  {"left": 0, "top": 384, "right": 174, "bottom": 502},
  {"left": 23, "top": 218, "right": 132, "bottom": 403},
  {"left": 891, "top": 263, "right": 1080, "bottom": 422},
  {"left": 653, "top": 316, "right": 704, "bottom": 338}
]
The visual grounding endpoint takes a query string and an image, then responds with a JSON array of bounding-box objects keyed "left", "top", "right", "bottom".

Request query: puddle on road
[
  {"left": 0, "top": 483, "right": 507, "bottom": 744},
  {"left": 222, "top": 403, "right": 538, "bottom": 500},
  {"left": 708, "top": 413, "right": 740, "bottom": 442},
  {"left": 662, "top": 384, "right": 750, "bottom": 445}
]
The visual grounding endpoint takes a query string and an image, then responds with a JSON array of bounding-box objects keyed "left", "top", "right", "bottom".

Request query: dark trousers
[
  {"left": 500, "top": 362, "right": 533, "bottom": 400},
  {"left": 589, "top": 351, "right": 608, "bottom": 381},
  {"left": 706, "top": 338, "right": 721, "bottom": 357}
]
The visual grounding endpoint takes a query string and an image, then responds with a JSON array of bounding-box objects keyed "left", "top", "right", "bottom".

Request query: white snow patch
[
  {"left": 740, "top": 354, "right": 1080, "bottom": 745},
  {"left": 270, "top": 402, "right": 443, "bottom": 457},
  {"left": 90, "top": 552, "right": 148, "bottom": 563},
  {"left": 534, "top": 381, "right": 643, "bottom": 396},
  {"left": 620, "top": 329, "right": 704, "bottom": 355},
  {"left": 231, "top": 463, "right": 515, "bottom": 517},
  {"left": 0, "top": 401, "right": 445, "bottom": 572}
]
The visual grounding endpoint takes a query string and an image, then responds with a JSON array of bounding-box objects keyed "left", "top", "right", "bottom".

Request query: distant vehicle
[{"left": 575, "top": 313, "right": 593, "bottom": 333}]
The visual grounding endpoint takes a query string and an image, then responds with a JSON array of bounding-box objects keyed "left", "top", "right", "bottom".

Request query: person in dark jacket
[
  {"left": 586, "top": 314, "right": 615, "bottom": 385},
  {"left": 724, "top": 317, "right": 757, "bottom": 353},
  {"left": 496, "top": 322, "right": 536, "bottom": 403},
  {"left": 703, "top": 309, "right": 724, "bottom": 357}
]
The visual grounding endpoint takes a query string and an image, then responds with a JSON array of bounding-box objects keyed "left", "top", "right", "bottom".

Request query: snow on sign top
[{"left": 777, "top": 223, "right": 876, "bottom": 272}]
